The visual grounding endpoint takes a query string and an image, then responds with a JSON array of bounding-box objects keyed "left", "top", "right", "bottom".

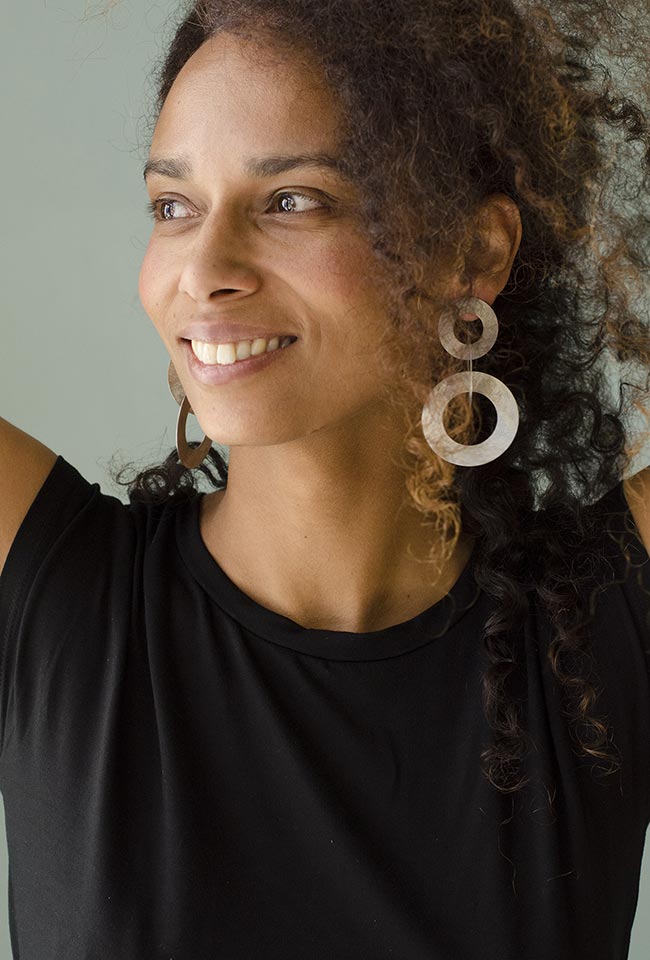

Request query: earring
[
  {"left": 421, "top": 296, "right": 519, "bottom": 467},
  {"left": 167, "top": 361, "right": 213, "bottom": 469}
]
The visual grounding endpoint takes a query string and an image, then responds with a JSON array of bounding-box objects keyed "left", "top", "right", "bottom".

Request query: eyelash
[{"left": 145, "top": 190, "right": 330, "bottom": 223}]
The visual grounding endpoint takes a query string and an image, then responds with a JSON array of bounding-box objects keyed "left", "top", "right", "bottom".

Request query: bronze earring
[{"left": 167, "top": 361, "right": 213, "bottom": 469}]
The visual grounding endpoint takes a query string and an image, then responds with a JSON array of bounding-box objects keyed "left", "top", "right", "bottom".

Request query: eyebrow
[{"left": 142, "top": 152, "right": 348, "bottom": 182}]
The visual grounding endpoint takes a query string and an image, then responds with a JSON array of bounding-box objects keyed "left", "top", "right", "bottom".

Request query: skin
[{"left": 139, "top": 32, "right": 523, "bottom": 633}]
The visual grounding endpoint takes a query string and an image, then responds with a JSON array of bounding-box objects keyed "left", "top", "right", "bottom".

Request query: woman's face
[{"left": 139, "top": 32, "right": 399, "bottom": 448}]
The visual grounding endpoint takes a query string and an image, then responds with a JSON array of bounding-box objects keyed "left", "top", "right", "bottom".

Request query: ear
[
  {"left": 442, "top": 194, "right": 523, "bottom": 307},
  {"left": 470, "top": 194, "right": 523, "bottom": 304}
]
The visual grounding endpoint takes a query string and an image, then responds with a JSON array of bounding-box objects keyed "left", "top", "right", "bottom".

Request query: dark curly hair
[{"left": 111, "top": 0, "right": 650, "bottom": 800}]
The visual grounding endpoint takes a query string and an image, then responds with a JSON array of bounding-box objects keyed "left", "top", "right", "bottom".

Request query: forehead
[{"left": 151, "top": 32, "right": 343, "bottom": 163}]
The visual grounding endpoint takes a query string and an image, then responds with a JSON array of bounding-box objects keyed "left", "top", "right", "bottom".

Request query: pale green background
[{"left": 1, "top": 2, "right": 649, "bottom": 957}]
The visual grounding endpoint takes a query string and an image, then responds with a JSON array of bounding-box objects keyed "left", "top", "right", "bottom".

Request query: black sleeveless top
[{"left": 0, "top": 455, "right": 648, "bottom": 959}]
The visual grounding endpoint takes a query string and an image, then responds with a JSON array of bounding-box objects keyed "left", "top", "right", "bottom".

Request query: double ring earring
[
  {"left": 421, "top": 296, "right": 519, "bottom": 467},
  {"left": 167, "top": 360, "right": 213, "bottom": 469}
]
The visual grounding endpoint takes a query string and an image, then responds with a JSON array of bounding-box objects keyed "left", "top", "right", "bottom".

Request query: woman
[{"left": 1, "top": 0, "right": 649, "bottom": 957}]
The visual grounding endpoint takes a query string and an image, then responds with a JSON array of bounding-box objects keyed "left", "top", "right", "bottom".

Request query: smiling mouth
[{"left": 183, "top": 335, "right": 298, "bottom": 366}]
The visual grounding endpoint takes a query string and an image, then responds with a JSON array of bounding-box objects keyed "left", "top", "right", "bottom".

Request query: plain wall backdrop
[{"left": 1, "top": 2, "right": 649, "bottom": 957}]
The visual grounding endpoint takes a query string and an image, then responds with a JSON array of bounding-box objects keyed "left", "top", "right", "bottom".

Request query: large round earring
[
  {"left": 167, "top": 361, "right": 213, "bottom": 469},
  {"left": 421, "top": 296, "right": 520, "bottom": 467}
]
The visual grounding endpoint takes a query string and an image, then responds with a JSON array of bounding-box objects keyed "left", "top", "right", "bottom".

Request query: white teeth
[
  {"left": 191, "top": 335, "right": 294, "bottom": 365},
  {"left": 251, "top": 337, "right": 268, "bottom": 357},
  {"left": 216, "top": 343, "right": 236, "bottom": 365},
  {"left": 198, "top": 341, "right": 219, "bottom": 364}
]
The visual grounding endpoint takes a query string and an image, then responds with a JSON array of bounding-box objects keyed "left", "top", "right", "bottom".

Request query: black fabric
[{"left": 0, "top": 454, "right": 649, "bottom": 960}]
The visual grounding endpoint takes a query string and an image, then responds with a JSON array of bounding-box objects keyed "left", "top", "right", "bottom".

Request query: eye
[
  {"left": 146, "top": 198, "right": 191, "bottom": 222},
  {"left": 268, "top": 191, "right": 330, "bottom": 215}
]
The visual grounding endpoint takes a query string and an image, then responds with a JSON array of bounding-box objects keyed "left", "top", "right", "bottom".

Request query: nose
[{"left": 177, "top": 216, "right": 261, "bottom": 304}]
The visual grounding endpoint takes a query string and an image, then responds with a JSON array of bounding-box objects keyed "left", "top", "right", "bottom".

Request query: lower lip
[{"left": 182, "top": 337, "right": 298, "bottom": 385}]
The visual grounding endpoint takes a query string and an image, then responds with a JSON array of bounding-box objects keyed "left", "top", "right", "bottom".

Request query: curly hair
[{"left": 111, "top": 0, "right": 650, "bottom": 800}]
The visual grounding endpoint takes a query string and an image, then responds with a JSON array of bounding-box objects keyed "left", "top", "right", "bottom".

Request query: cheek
[
  {"left": 308, "top": 237, "right": 377, "bottom": 305},
  {"left": 137, "top": 246, "right": 156, "bottom": 315},
  {"left": 314, "top": 240, "right": 389, "bottom": 351},
  {"left": 138, "top": 243, "right": 172, "bottom": 321}
]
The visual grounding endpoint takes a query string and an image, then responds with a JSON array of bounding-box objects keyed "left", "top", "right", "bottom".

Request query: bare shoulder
[
  {"left": 0, "top": 417, "right": 58, "bottom": 577},
  {"left": 622, "top": 465, "right": 650, "bottom": 558}
]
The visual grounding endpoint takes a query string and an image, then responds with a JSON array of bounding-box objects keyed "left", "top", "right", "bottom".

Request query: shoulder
[{"left": 622, "top": 465, "right": 650, "bottom": 558}]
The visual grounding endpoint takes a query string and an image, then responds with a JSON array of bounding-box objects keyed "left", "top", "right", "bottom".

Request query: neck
[{"left": 199, "top": 398, "right": 473, "bottom": 633}]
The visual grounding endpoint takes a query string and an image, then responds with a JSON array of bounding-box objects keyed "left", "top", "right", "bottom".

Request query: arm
[
  {"left": 0, "top": 417, "right": 58, "bottom": 577},
  {"left": 622, "top": 465, "right": 650, "bottom": 558}
]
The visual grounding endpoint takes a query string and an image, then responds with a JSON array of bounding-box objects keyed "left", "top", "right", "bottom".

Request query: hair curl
[{"left": 112, "top": 0, "right": 650, "bottom": 800}]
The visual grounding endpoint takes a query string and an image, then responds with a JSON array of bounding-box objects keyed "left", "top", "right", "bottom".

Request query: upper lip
[{"left": 179, "top": 321, "right": 298, "bottom": 343}]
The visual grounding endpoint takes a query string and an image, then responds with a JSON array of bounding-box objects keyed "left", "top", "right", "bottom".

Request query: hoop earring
[
  {"left": 421, "top": 296, "right": 519, "bottom": 467},
  {"left": 167, "top": 361, "right": 213, "bottom": 469}
]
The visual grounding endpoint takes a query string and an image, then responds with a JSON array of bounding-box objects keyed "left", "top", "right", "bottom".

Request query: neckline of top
[{"left": 174, "top": 492, "right": 482, "bottom": 661}]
